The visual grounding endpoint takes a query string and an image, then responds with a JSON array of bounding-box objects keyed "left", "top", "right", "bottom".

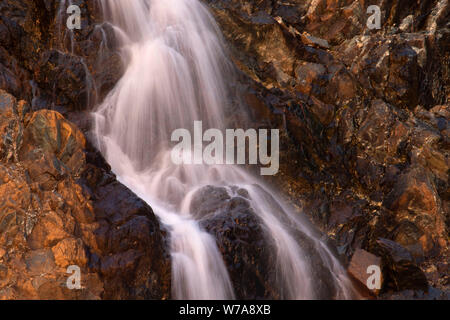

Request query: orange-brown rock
[
  {"left": 0, "top": 0, "right": 448, "bottom": 300},
  {"left": 0, "top": 90, "right": 171, "bottom": 300},
  {"left": 348, "top": 249, "right": 383, "bottom": 295}
]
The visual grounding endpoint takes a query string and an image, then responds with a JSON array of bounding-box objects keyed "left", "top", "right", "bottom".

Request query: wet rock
[
  {"left": 0, "top": 0, "right": 448, "bottom": 301},
  {"left": 192, "top": 184, "right": 349, "bottom": 299},
  {"left": 192, "top": 185, "right": 279, "bottom": 299},
  {"left": 202, "top": 0, "right": 449, "bottom": 300},
  {"left": 205, "top": 0, "right": 301, "bottom": 90},
  {"left": 0, "top": 92, "right": 171, "bottom": 300},
  {"left": 189, "top": 186, "right": 231, "bottom": 220},
  {"left": 294, "top": 62, "right": 327, "bottom": 96},
  {"left": 375, "top": 238, "right": 429, "bottom": 292},
  {"left": 52, "top": 238, "right": 88, "bottom": 268}
]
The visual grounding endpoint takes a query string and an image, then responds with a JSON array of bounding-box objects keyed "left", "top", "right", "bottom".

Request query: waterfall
[{"left": 93, "top": 0, "right": 358, "bottom": 300}]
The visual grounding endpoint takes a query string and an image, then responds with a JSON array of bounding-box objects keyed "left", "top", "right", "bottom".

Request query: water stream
[{"left": 93, "top": 0, "right": 358, "bottom": 300}]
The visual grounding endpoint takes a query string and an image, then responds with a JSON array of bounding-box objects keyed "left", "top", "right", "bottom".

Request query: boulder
[
  {"left": 0, "top": 92, "right": 171, "bottom": 300},
  {"left": 0, "top": 0, "right": 448, "bottom": 301}
]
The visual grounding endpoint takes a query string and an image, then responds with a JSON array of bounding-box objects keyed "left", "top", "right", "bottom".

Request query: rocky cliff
[
  {"left": 203, "top": 0, "right": 449, "bottom": 298},
  {"left": 0, "top": 0, "right": 448, "bottom": 299},
  {"left": 0, "top": 1, "right": 170, "bottom": 299}
]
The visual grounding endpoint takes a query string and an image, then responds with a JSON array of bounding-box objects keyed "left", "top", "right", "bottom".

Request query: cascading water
[{"left": 93, "top": 0, "right": 359, "bottom": 299}]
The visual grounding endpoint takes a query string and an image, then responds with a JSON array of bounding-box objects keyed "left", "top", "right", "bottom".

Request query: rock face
[
  {"left": 203, "top": 0, "right": 449, "bottom": 298},
  {"left": 0, "top": 0, "right": 448, "bottom": 300},
  {"left": 0, "top": 90, "right": 170, "bottom": 299},
  {"left": 348, "top": 248, "right": 383, "bottom": 295}
]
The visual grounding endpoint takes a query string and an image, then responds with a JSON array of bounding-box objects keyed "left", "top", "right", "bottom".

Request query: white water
[{"left": 93, "top": 0, "right": 358, "bottom": 299}]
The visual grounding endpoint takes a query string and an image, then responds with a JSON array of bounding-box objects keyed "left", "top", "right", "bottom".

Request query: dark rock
[
  {"left": 192, "top": 185, "right": 278, "bottom": 299},
  {"left": 201, "top": 0, "right": 449, "bottom": 299},
  {"left": 377, "top": 238, "right": 414, "bottom": 264},
  {"left": 0, "top": 0, "right": 448, "bottom": 300},
  {"left": 384, "top": 166, "right": 446, "bottom": 254}
]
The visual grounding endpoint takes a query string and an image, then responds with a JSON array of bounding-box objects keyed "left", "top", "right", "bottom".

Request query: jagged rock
[
  {"left": 375, "top": 238, "right": 429, "bottom": 292},
  {"left": 380, "top": 287, "right": 449, "bottom": 300},
  {"left": 191, "top": 185, "right": 279, "bottom": 299},
  {"left": 348, "top": 248, "right": 383, "bottom": 295},
  {"left": 191, "top": 184, "right": 349, "bottom": 299},
  {"left": 300, "top": 32, "right": 330, "bottom": 49},
  {"left": 0, "top": 0, "right": 123, "bottom": 115},
  {"left": 0, "top": 91, "right": 171, "bottom": 300},
  {"left": 0, "top": 0, "right": 448, "bottom": 300},
  {"left": 384, "top": 166, "right": 447, "bottom": 252},
  {"left": 20, "top": 109, "right": 86, "bottom": 174}
]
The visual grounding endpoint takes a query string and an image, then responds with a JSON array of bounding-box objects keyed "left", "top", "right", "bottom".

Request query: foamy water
[{"left": 93, "top": 0, "right": 358, "bottom": 299}]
